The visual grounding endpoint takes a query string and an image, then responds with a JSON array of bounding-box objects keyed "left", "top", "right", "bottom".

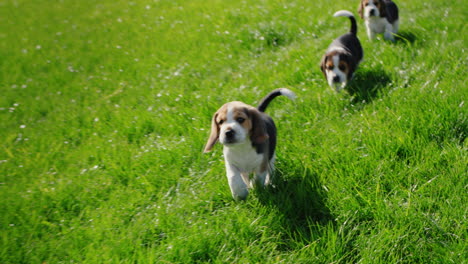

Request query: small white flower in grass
[
  {"left": 36, "top": 45, "right": 41, "bottom": 50},
  {"left": 94, "top": 117, "right": 99, "bottom": 122},
  {"left": 117, "top": 18, "right": 122, "bottom": 23},
  {"left": 145, "top": 5, "right": 151, "bottom": 9},
  {"left": 19, "top": 125, "right": 26, "bottom": 129}
]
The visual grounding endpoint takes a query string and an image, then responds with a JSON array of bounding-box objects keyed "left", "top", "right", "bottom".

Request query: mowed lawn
[{"left": 1, "top": 0, "right": 466, "bottom": 263}]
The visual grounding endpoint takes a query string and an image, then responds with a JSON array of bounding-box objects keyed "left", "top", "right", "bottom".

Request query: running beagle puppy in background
[
  {"left": 320, "top": 10, "right": 363, "bottom": 92},
  {"left": 358, "top": 0, "right": 399, "bottom": 41},
  {"left": 204, "top": 88, "right": 295, "bottom": 200}
]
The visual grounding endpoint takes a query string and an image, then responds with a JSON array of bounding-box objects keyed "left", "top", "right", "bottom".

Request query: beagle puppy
[
  {"left": 320, "top": 10, "right": 363, "bottom": 92},
  {"left": 204, "top": 88, "right": 295, "bottom": 200},
  {"left": 358, "top": 0, "right": 399, "bottom": 41}
]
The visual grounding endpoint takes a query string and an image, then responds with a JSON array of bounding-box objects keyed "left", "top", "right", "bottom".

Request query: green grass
[{"left": 1, "top": 0, "right": 467, "bottom": 263}]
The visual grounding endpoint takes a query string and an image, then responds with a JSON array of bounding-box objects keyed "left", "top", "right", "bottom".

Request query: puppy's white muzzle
[{"left": 219, "top": 124, "right": 247, "bottom": 146}]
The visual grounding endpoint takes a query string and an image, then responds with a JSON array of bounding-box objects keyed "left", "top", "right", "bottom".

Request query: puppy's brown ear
[
  {"left": 358, "top": 1, "right": 364, "bottom": 18},
  {"left": 320, "top": 56, "right": 328, "bottom": 79},
  {"left": 204, "top": 113, "right": 219, "bottom": 152},
  {"left": 248, "top": 108, "right": 268, "bottom": 144}
]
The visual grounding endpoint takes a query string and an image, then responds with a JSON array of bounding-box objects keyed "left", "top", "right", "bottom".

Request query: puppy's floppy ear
[
  {"left": 320, "top": 56, "right": 328, "bottom": 79},
  {"left": 378, "top": 0, "right": 387, "bottom": 17},
  {"left": 347, "top": 60, "right": 356, "bottom": 81},
  {"left": 248, "top": 108, "right": 268, "bottom": 144},
  {"left": 204, "top": 112, "right": 219, "bottom": 152},
  {"left": 341, "top": 54, "right": 355, "bottom": 81},
  {"left": 358, "top": 1, "right": 364, "bottom": 18}
]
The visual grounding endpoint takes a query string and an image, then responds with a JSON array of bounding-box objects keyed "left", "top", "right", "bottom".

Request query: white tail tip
[
  {"left": 279, "top": 88, "right": 296, "bottom": 101},
  {"left": 333, "top": 10, "right": 354, "bottom": 18}
]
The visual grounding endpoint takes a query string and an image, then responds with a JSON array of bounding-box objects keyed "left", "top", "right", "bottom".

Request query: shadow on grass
[
  {"left": 345, "top": 68, "right": 392, "bottom": 104},
  {"left": 256, "top": 166, "right": 333, "bottom": 238},
  {"left": 394, "top": 30, "right": 418, "bottom": 46}
]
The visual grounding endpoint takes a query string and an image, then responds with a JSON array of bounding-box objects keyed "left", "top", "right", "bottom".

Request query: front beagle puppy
[
  {"left": 358, "top": 0, "right": 399, "bottom": 41},
  {"left": 204, "top": 88, "right": 295, "bottom": 200},
  {"left": 320, "top": 10, "right": 363, "bottom": 92}
]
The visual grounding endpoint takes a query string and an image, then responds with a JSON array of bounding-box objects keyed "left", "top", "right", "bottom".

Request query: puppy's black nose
[
  {"left": 333, "top": 76, "right": 341, "bottom": 83},
  {"left": 369, "top": 9, "right": 376, "bottom": 16},
  {"left": 225, "top": 130, "right": 235, "bottom": 139}
]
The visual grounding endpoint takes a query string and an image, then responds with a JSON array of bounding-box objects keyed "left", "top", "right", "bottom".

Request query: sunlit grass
[{"left": 1, "top": 0, "right": 466, "bottom": 263}]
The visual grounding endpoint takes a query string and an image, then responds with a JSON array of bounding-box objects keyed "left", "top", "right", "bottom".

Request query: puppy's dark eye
[
  {"left": 236, "top": 117, "right": 245, "bottom": 123},
  {"left": 218, "top": 119, "right": 224, "bottom": 125},
  {"left": 339, "top": 64, "right": 346, "bottom": 71}
]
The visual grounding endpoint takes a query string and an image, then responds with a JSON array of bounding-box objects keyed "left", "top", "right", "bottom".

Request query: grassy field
[{"left": 1, "top": 0, "right": 467, "bottom": 263}]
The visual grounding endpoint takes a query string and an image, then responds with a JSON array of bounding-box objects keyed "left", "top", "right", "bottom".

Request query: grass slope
[{"left": 1, "top": 0, "right": 466, "bottom": 263}]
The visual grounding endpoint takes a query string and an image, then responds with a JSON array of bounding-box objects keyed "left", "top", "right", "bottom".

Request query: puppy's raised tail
[
  {"left": 334, "top": 10, "right": 357, "bottom": 35},
  {"left": 257, "top": 88, "right": 296, "bottom": 112}
]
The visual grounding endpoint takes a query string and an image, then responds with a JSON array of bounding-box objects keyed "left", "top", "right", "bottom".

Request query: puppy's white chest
[
  {"left": 224, "top": 143, "right": 263, "bottom": 173},
  {"left": 367, "top": 17, "right": 387, "bottom": 33}
]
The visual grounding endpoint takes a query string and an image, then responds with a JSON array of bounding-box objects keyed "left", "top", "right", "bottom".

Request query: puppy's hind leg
[
  {"left": 241, "top": 172, "right": 252, "bottom": 188},
  {"left": 392, "top": 20, "right": 400, "bottom": 34},
  {"left": 254, "top": 156, "right": 275, "bottom": 187},
  {"left": 384, "top": 23, "right": 395, "bottom": 42},
  {"left": 254, "top": 170, "right": 268, "bottom": 188}
]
